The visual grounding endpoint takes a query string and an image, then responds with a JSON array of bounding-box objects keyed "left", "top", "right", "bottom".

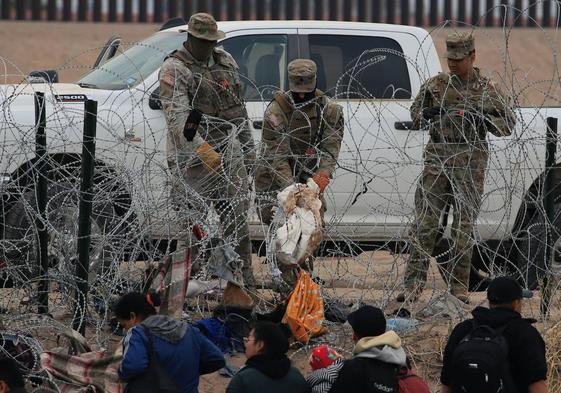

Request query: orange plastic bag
[{"left": 282, "top": 270, "right": 327, "bottom": 343}]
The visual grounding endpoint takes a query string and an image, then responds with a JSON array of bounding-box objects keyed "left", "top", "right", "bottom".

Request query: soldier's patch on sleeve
[
  {"left": 266, "top": 111, "right": 283, "bottom": 128},
  {"left": 161, "top": 72, "right": 175, "bottom": 86}
]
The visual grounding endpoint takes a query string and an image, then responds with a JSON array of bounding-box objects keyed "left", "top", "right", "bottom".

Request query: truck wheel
[
  {"left": 513, "top": 203, "right": 561, "bottom": 289},
  {"left": 1, "top": 180, "right": 128, "bottom": 291}
]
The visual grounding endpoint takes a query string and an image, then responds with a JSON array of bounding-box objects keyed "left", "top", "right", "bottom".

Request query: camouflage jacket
[
  {"left": 410, "top": 68, "right": 516, "bottom": 144},
  {"left": 159, "top": 44, "right": 254, "bottom": 168},
  {"left": 255, "top": 90, "right": 344, "bottom": 191}
]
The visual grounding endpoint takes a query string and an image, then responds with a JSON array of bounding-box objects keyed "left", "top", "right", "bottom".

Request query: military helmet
[
  {"left": 444, "top": 32, "right": 475, "bottom": 60},
  {"left": 179, "top": 13, "right": 225, "bottom": 41},
  {"left": 288, "top": 59, "right": 317, "bottom": 93}
]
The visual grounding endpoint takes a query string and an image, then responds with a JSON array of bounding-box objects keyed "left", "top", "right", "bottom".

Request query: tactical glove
[
  {"left": 195, "top": 142, "right": 221, "bottom": 171},
  {"left": 422, "top": 107, "right": 444, "bottom": 121},
  {"left": 311, "top": 172, "right": 330, "bottom": 193},
  {"left": 183, "top": 108, "right": 203, "bottom": 141}
]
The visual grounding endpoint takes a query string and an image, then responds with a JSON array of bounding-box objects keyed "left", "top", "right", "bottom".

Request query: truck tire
[
  {"left": 1, "top": 179, "right": 129, "bottom": 288},
  {"left": 513, "top": 203, "right": 561, "bottom": 289}
]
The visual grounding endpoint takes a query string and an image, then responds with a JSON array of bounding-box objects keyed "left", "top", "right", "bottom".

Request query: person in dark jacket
[
  {"left": 440, "top": 276, "right": 548, "bottom": 393},
  {"left": 329, "top": 305, "right": 408, "bottom": 393},
  {"left": 0, "top": 358, "right": 27, "bottom": 393},
  {"left": 115, "top": 292, "right": 225, "bottom": 393},
  {"left": 226, "top": 321, "right": 310, "bottom": 393}
]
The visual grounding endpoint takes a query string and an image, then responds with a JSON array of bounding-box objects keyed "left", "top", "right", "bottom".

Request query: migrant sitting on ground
[
  {"left": 226, "top": 321, "right": 310, "bottom": 393},
  {"left": 0, "top": 358, "right": 27, "bottom": 393},
  {"left": 115, "top": 292, "right": 225, "bottom": 393},
  {"left": 440, "top": 276, "right": 548, "bottom": 393},
  {"left": 306, "top": 344, "right": 344, "bottom": 393},
  {"left": 329, "top": 305, "right": 429, "bottom": 393}
]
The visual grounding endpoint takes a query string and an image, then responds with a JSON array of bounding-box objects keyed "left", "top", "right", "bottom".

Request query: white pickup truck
[{"left": 1, "top": 20, "right": 559, "bottom": 288}]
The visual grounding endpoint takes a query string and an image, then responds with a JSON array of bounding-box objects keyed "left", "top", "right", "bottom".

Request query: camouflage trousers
[
  {"left": 405, "top": 144, "right": 487, "bottom": 292},
  {"left": 171, "top": 138, "right": 255, "bottom": 288}
]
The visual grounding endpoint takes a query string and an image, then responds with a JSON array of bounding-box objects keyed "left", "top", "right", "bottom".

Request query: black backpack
[{"left": 450, "top": 321, "right": 515, "bottom": 393}]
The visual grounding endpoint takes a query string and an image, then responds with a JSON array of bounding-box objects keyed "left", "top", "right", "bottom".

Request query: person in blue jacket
[{"left": 115, "top": 292, "right": 225, "bottom": 393}]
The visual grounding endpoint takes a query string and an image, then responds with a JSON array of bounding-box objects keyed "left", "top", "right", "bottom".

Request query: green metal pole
[
  {"left": 34, "top": 92, "right": 49, "bottom": 314},
  {"left": 541, "top": 116, "right": 558, "bottom": 318},
  {"left": 73, "top": 99, "right": 97, "bottom": 334}
]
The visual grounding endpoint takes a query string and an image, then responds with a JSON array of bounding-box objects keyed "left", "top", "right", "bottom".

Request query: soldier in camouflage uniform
[
  {"left": 159, "top": 13, "right": 255, "bottom": 308},
  {"left": 398, "top": 32, "right": 516, "bottom": 303},
  {"left": 254, "top": 59, "right": 344, "bottom": 288}
]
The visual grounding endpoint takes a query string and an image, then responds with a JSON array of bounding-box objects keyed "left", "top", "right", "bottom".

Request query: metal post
[
  {"left": 415, "top": 0, "right": 423, "bottom": 26},
  {"left": 78, "top": 0, "right": 88, "bottom": 21},
  {"left": 541, "top": 117, "right": 558, "bottom": 318},
  {"left": 372, "top": 0, "right": 380, "bottom": 22},
  {"left": 34, "top": 93, "right": 49, "bottom": 315},
  {"left": 139, "top": 0, "right": 147, "bottom": 22},
  {"left": 32, "top": 0, "right": 41, "bottom": 20},
  {"left": 47, "top": 0, "right": 57, "bottom": 20},
  {"left": 72, "top": 99, "right": 97, "bottom": 335},
  {"left": 123, "top": 0, "right": 132, "bottom": 22},
  {"left": 386, "top": 0, "right": 395, "bottom": 23},
  {"left": 485, "top": 0, "right": 494, "bottom": 26},
  {"left": 1, "top": 0, "right": 11, "bottom": 20},
  {"left": 168, "top": 0, "right": 178, "bottom": 18},
  {"left": 472, "top": 0, "right": 480, "bottom": 25},
  {"left": 16, "top": 0, "right": 26, "bottom": 20},
  {"left": 108, "top": 0, "right": 117, "bottom": 22},
  {"left": 429, "top": 0, "right": 438, "bottom": 25},
  {"left": 400, "top": 0, "right": 408, "bottom": 24},
  {"left": 93, "top": 0, "right": 102, "bottom": 21},
  {"left": 513, "top": 0, "right": 522, "bottom": 27},
  {"left": 444, "top": 0, "right": 452, "bottom": 22},
  {"left": 458, "top": 0, "right": 466, "bottom": 24},
  {"left": 528, "top": 0, "right": 537, "bottom": 26},
  {"left": 63, "top": 0, "right": 71, "bottom": 21}
]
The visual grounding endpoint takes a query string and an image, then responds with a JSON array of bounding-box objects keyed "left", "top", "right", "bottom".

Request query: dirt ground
[
  {"left": 1, "top": 22, "right": 561, "bottom": 106},
  {"left": 2, "top": 250, "right": 554, "bottom": 392}
]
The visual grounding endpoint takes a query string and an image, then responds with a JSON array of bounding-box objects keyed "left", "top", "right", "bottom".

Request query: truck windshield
[{"left": 77, "top": 32, "right": 185, "bottom": 90}]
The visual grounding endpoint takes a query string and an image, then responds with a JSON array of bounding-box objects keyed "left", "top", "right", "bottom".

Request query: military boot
[
  {"left": 396, "top": 285, "right": 423, "bottom": 303},
  {"left": 450, "top": 287, "right": 470, "bottom": 304},
  {"left": 221, "top": 281, "right": 254, "bottom": 309}
]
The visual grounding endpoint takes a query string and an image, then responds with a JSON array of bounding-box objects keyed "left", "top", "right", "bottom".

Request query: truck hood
[{"left": 0, "top": 82, "right": 124, "bottom": 175}]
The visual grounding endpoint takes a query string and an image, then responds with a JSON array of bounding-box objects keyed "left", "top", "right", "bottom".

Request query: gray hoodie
[
  {"left": 353, "top": 331, "right": 407, "bottom": 367},
  {"left": 141, "top": 314, "right": 187, "bottom": 343}
]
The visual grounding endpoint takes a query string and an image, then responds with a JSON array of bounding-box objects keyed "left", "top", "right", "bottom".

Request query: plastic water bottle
[{"left": 386, "top": 318, "right": 419, "bottom": 334}]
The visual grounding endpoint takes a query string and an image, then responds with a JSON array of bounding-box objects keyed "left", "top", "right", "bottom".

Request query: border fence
[{"left": 1, "top": 0, "right": 560, "bottom": 27}]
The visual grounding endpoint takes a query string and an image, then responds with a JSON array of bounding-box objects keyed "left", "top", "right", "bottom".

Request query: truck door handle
[
  {"left": 253, "top": 120, "right": 263, "bottom": 129},
  {"left": 394, "top": 121, "right": 417, "bottom": 130}
]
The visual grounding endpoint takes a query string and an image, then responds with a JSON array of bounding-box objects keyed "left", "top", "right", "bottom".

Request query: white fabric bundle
[{"left": 274, "top": 180, "right": 323, "bottom": 266}]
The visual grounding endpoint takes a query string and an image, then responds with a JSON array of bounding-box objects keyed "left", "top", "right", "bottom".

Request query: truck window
[
  {"left": 78, "top": 31, "right": 184, "bottom": 90},
  {"left": 218, "top": 34, "right": 288, "bottom": 101},
  {"left": 308, "top": 35, "right": 412, "bottom": 100}
]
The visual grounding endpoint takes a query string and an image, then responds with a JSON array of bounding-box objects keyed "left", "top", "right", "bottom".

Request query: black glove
[
  {"left": 183, "top": 108, "right": 203, "bottom": 141},
  {"left": 422, "top": 107, "right": 443, "bottom": 121}
]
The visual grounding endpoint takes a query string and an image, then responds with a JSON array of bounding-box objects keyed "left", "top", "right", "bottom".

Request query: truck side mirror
[
  {"left": 28, "top": 70, "right": 59, "bottom": 84},
  {"left": 149, "top": 88, "right": 162, "bottom": 110}
]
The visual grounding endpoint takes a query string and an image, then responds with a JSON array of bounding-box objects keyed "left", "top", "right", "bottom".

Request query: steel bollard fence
[{"left": 72, "top": 99, "right": 98, "bottom": 335}]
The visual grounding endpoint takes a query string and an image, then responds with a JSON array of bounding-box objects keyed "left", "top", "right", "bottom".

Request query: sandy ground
[
  {"left": 0, "top": 22, "right": 561, "bottom": 105},
  {"left": 3, "top": 250, "right": 557, "bottom": 392}
]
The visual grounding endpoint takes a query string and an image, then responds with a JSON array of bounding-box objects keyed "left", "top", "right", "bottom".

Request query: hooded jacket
[
  {"left": 441, "top": 306, "right": 547, "bottom": 393},
  {"left": 329, "top": 331, "right": 408, "bottom": 393},
  {"left": 118, "top": 315, "right": 225, "bottom": 393},
  {"left": 226, "top": 354, "right": 310, "bottom": 393}
]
